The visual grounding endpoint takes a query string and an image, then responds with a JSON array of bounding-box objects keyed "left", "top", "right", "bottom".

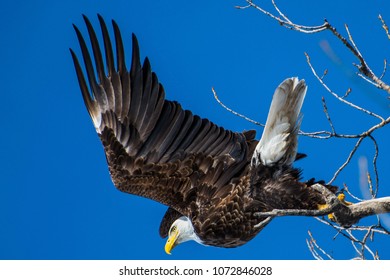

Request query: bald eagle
[{"left": 70, "top": 15, "right": 336, "bottom": 254}]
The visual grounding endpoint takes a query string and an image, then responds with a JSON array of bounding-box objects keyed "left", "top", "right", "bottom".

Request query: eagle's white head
[{"left": 164, "top": 216, "right": 203, "bottom": 254}]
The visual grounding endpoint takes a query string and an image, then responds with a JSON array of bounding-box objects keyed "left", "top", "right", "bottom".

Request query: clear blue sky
[{"left": 1, "top": 0, "right": 389, "bottom": 260}]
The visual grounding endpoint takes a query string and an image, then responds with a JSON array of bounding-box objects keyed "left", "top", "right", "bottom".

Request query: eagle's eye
[{"left": 169, "top": 225, "right": 177, "bottom": 236}]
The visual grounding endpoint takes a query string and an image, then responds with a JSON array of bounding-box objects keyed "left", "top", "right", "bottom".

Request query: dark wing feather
[
  {"left": 71, "top": 15, "right": 257, "bottom": 217},
  {"left": 159, "top": 207, "right": 183, "bottom": 238}
]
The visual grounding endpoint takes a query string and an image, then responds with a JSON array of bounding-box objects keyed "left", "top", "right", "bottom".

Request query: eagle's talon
[
  {"left": 318, "top": 193, "right": 352, "bottom": 222},
  {"left": 337, "top": 193, "right": 353, "bottom": 206}
]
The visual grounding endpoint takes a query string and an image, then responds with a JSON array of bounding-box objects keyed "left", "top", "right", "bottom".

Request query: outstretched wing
[{"left": 70, "top": 15, "right": 256, "bottom": 218}]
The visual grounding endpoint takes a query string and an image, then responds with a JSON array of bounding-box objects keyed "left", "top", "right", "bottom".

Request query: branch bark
[
  {"left": 341, "top": 197, "right": 390, "bottom": 224},
  {"left": 255, "top": 184, "right": 390, "bottom": 229}
]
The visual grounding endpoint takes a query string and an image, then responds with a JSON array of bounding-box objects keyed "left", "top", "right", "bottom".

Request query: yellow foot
[
  {"left": 337, "top": 193, "right": 353, "bottom": 206},
  {"left": 317, "top": 203, "right": 336, "bottom": 221},
  {"left": 317, "top": 204, "right": 328, "bottom": 211},
  {"left": 318, "top": 193, "right": 353, "bottom": 221}
]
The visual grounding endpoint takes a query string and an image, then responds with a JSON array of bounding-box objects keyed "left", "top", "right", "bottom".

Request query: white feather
[
  {"left": 252, "top": 77, "right": 307, "bottom": 167},
  {"left": 171, "top": 216, "right": 204, "bottom": 245},
  {"left": 92, "top": 113, "right": 102, "bottom": 133}
]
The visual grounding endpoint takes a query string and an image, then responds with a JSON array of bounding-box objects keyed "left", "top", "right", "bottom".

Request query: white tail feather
[{"left": 252, "top": 77, "right": 307, "bottom": 167}]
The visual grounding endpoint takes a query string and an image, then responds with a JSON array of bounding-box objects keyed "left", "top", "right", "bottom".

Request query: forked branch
[{"left": 229, "top": 0, "right": 390, "bottom": 259}]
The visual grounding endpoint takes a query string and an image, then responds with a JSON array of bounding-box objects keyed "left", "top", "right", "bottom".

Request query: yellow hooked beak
[{"left": 164, "top": 229, "right": 179, "bottom": 255}]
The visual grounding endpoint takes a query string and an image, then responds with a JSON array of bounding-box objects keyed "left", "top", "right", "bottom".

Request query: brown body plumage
[{"left": 71, "top": 15, "right": 336, "bottom": 249}]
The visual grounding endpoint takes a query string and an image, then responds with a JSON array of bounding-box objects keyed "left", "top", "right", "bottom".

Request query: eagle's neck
[{"left": 176, "top": 216, "right": 204, "bottom": 245}]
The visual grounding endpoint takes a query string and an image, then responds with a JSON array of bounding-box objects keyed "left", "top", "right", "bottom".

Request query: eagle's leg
[{"left": 318, "top": 193, "right": 353, "bottom": 221}]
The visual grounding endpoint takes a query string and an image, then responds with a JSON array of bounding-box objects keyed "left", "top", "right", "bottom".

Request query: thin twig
[
  {"left": 314, "top": 217, "right": 383, "bottom": 259},
  {"left": 343, "top": 183, "right": 364, "bottom": 202},
  {"left": 306, "top": 238, "right": 323, "bottom": 260},
  {"left": 305, "top": 52, "right": 385, "bottom": 122},
  {"left": 241, "top": 0, "right": 390, "bottom": 94},
  {"left": 321, "top": 96, "right": 336, "bottom": 134},
  {"left": 328, "top": 137, "right": 364, "bottom": 185},
  {"left": 368, "top": 135, "right": 380, "bottom": 197},
  {"left": 211, "top": 87, "right": 264, "bottom": 126},
  {"left": 315, "top": 217, "right": 390, "bottom": 235},
  {"left": 253, "top": 216, "right": 273, "bottom": 229},
  {"left": 307, "top": 231, "right": 334, "bottom": 260},
  {"left": 239, "top": 0, "right": 329, "bottom": 33},
  {"left": 379, "top": 14, "right": 390, "bottom": 40},
  {"left": 379, "top": 59, "right": 387, "bottom": 80}
]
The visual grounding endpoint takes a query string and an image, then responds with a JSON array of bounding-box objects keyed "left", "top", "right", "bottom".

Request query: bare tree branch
[
  {"left": 211, "top": 87, "right": 263, "bottom": 126},
  {"left": 236, "top": 0, "right": 329, "bottom": 34},
  {"left": 305, "top": 53, "right": 386, "bottom": 122},
  {"left": 254, "top": 183, "right": 390, "bottom": 228},
  {"left": 232, "top": 0, "right": 390, "bottom": 259},
  {"left": 346, "top": 198, "right": 390, "bottom": 221},
  {"left": 238, "top": 0, "right": 390, "bottom": 94},
  {"left": 379, "top": 14, "right": 390, "bottom": 40},
  {"left": 306, "top": 231, "right": 334, "bottom": 260},
  {"left": 254, "top": 184, "right": 341, "bottom": 218},
  {"left": 232, "top": 1, "right": 390, "bottom": 187}
]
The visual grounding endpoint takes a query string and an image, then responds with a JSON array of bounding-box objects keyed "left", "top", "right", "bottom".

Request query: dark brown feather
[
  {"left": 159, "top": 207, "right": 183, "bottom": 238},
  {"left": 71, "top": 15, "right": 255, "bottom": 219},
  {"left": 71, "top": 15, "right": 337, "bottom": 248}
]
